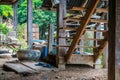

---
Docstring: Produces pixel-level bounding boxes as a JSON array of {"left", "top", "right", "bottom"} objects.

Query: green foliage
[
  {"left": 0, "top": 5, "right": 13, "bottom": 17},
  {"left": 17, "top": 23, "right": 28, "bottom": 49},
  {"left": 17, "top": 23, "right": 26, "bottom": 40},
  {"left": 17, "top": 0, "right": 57, "bottom": 39},
  {"left": 0, "top": 23, "right": 9, "bottom": 34}
]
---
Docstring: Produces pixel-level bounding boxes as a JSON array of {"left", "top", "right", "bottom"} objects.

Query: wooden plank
[
  {"left": 69, "top": 7, "right": 108, "bottom": 13},
  {"left": 65, "top": 18, "right": 108, "bottom": 23},
  {"left": 96, "top": 8, "right": 108, "bottom": 13},
  {"left": 80, "top": 38, "right": 102, "bottom": 41},
  {"left": 90, "top": 19, "right": 108, "bottom": 23},
  {"left": 59, "top": 27, "right": 76, "bottom": 31},
  {"left": 76, "top": 46, "right": 98, "bottom": 48},
  {"left": 69, "top": 7, "right": 87, "bottom": 11},
  {"left": 59, "top": 36, "right": 103, "bottom": 41},
  {"left": 56, "top": 45, "right": 70, "bottom": 47},
  {"left": 4, "top": 63, "right": 37, "bottom": 74},
  {"left": 21, "top": 62, "right": 51, "bottom": 71},
  {"left": 86, "top": 29, "right": 107, "bottom": 32},
  {"left": 65, "top": 0, "right": 100, "bottom": 62},
  {"left": 67, "top": 54, "right": 94, "bottom": 65}
]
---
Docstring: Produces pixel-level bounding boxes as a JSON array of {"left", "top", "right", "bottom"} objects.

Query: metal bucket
[{"left": 17, "top": 50, "right": 41, "bottom": 61}]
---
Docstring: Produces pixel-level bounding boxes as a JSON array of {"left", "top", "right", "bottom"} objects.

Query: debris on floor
[{"left": 3, "top": 61, "right": 53, "bottom": 74}]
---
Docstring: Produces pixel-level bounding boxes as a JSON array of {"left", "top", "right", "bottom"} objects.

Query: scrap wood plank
[
  {"left": 21, "top": 62, "right": 51, "bottom": 71},
  {"left": 65, "top": 0, "right": 100, "bottom": 63},
  {"left": 4, "top": 63, "right": 37, "bottom": 74}
]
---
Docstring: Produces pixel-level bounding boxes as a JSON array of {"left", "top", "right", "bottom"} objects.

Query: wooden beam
[
  {"left": 94, "top": 40, "right": 108, "bottom": 61},
  {"left": 65, "top": 0, "right": 100, "bottom": 63}
]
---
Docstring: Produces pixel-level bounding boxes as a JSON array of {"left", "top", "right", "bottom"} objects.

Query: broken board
[
  {"left": 21, "top": 62, "right": 51, "bottom": 71},
  {"left": 3, "top": 62, "right": 51, "bottom": 74},
  {"left": 4, "top": 63, "right": 37, "bottom": 74}
]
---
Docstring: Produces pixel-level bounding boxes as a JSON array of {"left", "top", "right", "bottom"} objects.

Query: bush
[{"left": 0, "top": 23, "right": 9, "bottom": 34}]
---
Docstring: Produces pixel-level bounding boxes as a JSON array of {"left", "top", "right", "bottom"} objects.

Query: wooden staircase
[{"left": 57, "top": 0, "right": 108, "bottom": 65}]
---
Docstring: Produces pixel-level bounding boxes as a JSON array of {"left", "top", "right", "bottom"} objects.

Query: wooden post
[
  {"left": 48, "top": 24, "right": 54, "bottom": 54},
  {"left": 56, "top": 0, "right": 66, "bottom": 69},
  {"left": 103, "top": 14, "right": 108, "bottom": 68},
  {"left": 27, "top": 0, "right": 33, "bottom": 48},
  {"left": 108, "top": 0, "right": 116, "bottom": 80},
  {"left": 13, "top": 2, "right": 18, "bottom": 32}
]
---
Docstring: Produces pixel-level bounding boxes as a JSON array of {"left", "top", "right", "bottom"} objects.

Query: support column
[
  {"left": 108, "top": 0, "right": 120, "bottom": 80},
  {"left": 56, "top": 0, "right": 66, "bottom": 70},
  {"left": 13, "top": 2, "right": 18, "bottom": 32},
  {"left": 48, "top": 24, "right": 54, "bottom": 54},
  {"left": 27, "top": 0, "right": 33, "bottom": 48}
]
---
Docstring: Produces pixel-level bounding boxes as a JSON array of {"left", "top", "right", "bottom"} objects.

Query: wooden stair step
[
  {"left": 56, "top": 45, "right": 70, "bottom": 47},
  {"left": 59, "top": 27, "right": 107, "bottom": 32},
  {"left": 58, "top": 37, "right": 102, "bottom": 41},
  {"left": 65, "top": 0, "right": 100, "bottom": 62},
  {"left": 69, "top": 7, "right": 108, "bottom": 13},
  {"left": 76, "top": 46, "right": 98, "bottom": 48},
  {"left": 59, "top": 27, "right": 77, "bottom": 31},
  {"left": 67, "top": 54, "right": 94, "bottom": 65},
  {"left": 65, "top": 17, "right": 108, "bottom": 23},
  {"left": 85, "top": 29, "right": 108, "bottom": 32}
]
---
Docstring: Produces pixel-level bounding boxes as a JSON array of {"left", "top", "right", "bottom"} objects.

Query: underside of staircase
[{"left": 56, "top": 0, "right": 108, "bottom": 66}]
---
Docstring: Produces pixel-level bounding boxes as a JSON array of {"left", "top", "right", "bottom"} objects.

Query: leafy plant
[{"left": 0, "top": 23, "right": 9, "bottom": 34}]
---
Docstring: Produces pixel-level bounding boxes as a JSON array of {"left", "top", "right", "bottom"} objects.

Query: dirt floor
[{"left": 0, "top": 59, "right": 107, "bottom": 80}]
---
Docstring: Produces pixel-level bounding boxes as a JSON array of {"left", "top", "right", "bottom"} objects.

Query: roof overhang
[{"left": 0, "top": 0, "right": 18, "bottom": 5}]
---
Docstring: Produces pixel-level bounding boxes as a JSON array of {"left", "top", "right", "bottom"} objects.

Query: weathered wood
[
  {"left": 67, "top": 54, "right": 94, "bottom": 65},
  {"left": 86, "top": 29, "right": 107, "bottom": 32},
  {"left": 96, "top": 8, "right": 108, "bottom": 13},
  {"left": 94, "top": 40, "right": 108, "bottom": 61},
  {"left": 59, "top": 37, "right": 102, "bottom": 41},
  {"left": 65, "top": 18, "right": 108, "bottom": 23},
  {"left": 65, "top": 0, "right": 100, "bottom": 62},
  {"left": 0, "top": 0, "right": 18, "bottom": 5},
  {"left": 13, "top": 2, "right": 18, "bottom": 32},
  {"left": 20, "top": 62, "right": 51, "bottom": 71},
  {"left": 90, "top": 19, "right": 108, "bottom": 23},
  {"left": 56, "top": 0, "right": 66, "bottom": 69},
  {"left": 27, "top": 0, "right": 33, "bottom": 48},
  {"left": 48, "top": 24, "right": 54, "bottom": 54},
  {"left": 4, "top": 63, "right": 36, "bottom": 74},
  {"left": 108, "top": 0, "right": 120, "bottom": 80},
  {"left": 69, "top": 7, "right": 108, "bottom": 13}
]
